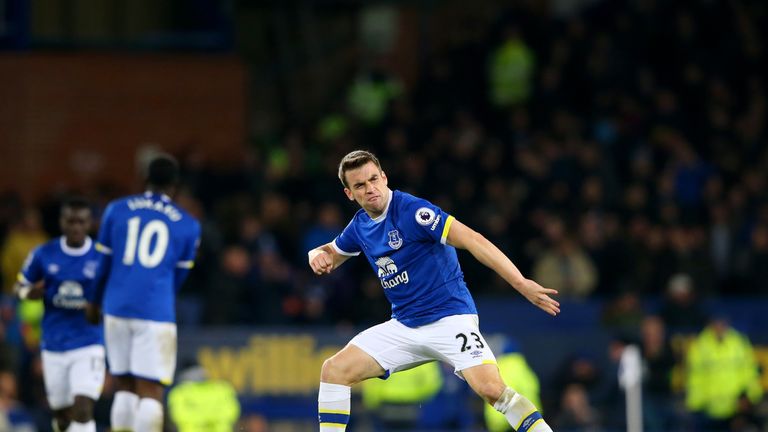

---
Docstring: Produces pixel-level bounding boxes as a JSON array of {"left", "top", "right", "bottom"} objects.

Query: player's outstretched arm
[
  {"left": 308, "top": 242, "right": 351, "bottom": 275},
  {"left": 13, "top": 280, "right": 44, "bottom": 301},
  {"left": 446, "top": 219, "right": 560, "bottom": 316}
]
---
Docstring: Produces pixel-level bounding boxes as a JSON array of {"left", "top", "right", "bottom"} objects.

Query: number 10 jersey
[{"left": 95, "top": 191, "right": 201, "bottom": 322}]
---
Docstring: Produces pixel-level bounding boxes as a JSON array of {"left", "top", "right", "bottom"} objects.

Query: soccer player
[
  {"left": 87, "top": 155, "right": 201, "bottom": 432},
  {"left": 14, "top": 197, "right": 104, "bottom": 432},
  {"left": 308, "top": 150, "right": 559, "bottom": 432}
]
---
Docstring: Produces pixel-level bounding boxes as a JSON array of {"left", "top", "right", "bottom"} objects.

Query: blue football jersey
[
  {"left": 19, "top": 236, "right": 103, "bottom": 352},
  {"left": 333, "top": 190, "right": 477, "bottom": 327},
  {"left": 95, "top": 192, "right": 201, "bottom": 322}
]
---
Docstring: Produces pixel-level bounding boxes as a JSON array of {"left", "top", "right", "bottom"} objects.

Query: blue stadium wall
[{"left": 178, "top": 298, "right": 768, "bottom": 422}]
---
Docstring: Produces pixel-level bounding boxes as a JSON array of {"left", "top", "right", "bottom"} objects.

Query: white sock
[
  {"left": 111, "top": 390, "right": 139, "bottom": 431},
  {"left": 493, "top": 387, "right": 552, "bottom": 432},
  {"left": 318, "top": 382, "right": 351, "bottom": 431},
  {"left": 134, "top": 398, "right": 164, "bottom": 432},
  {"left": 66, "top": 420, "right": 96, "bottom": 432}
]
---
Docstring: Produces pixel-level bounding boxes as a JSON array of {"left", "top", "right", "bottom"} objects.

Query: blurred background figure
[
  {"left": 551, "top": 383, "right": 601, "bottom": 432},
  {"left": 361, "top": 362, "right": 443, "bottom": 431},
  {"left": 686, "top": 316, "right": 763, "bottom": 431},
  {"left": 639, "top": 315, "right": 678, "bottom": 431},
  {"left": 168, "top": 361, "right": 240, "bottom": 432}
]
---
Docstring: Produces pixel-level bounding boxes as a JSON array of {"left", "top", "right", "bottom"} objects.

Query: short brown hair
[{"left": 337, "top": 150, "right": 382, "bottom": 187}]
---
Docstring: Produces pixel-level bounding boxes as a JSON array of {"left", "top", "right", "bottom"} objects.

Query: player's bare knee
[
  {"left": 320, "top": 356, "right": 347, "bottom": 384},
  {"left": 474, "top": 381, "right": 507, "bottom": 404},
  {"left": 70, "top": 397, "right": 94, "bottom": 422}
]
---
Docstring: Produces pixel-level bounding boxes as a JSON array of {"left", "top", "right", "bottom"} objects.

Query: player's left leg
[
  {"left": 134, "top": 379, "right": 165, "bottom": 432},
  {"left": 67, "top": 344, "right": 105, "bottom": 432},
  {"left": 42, "top": 350, "right": 74, "bottom": 431},
  {"left": 319, "top": 344, "right": 385, "bottom": 432},
  {"left": 426, "top": 314, "right": 552, "bottom": 432},
  {"left": 105, "top": 315, "right": 139, "bottom": 431},
  {"left": 319, "top": 318, "right": 430, "bottom": 432},
  {"left": 462, "top": 364, "right": 553, "bottom": 432},
  {"left": 51, "top": 408, "right": 70, "bottom": 432},
  {"left": 67, "top": 395, "right": 97, "bottom": 432},
  {"left": 130, "top": 318, "right": 177, "bottom": 432}
]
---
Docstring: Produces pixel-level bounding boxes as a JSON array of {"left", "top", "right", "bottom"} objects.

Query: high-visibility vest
[
  {"left": 362, "top": 361, "right": 443, "bottom": 409},
  {"left": 168, "top": 380, "right": 241, "bottom": 432},
  {"left": 686, "top": 327, "right": 762, "bottom": 419}
]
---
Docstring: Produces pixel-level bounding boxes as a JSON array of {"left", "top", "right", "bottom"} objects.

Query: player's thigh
[
  {"left": 130, "top": 319, "right": 177, "bottom": 386},
  {"left": 422, "top": 314, "right": 496, "bottom": 377},
  {"left": 41, "top": 350, "right": 73, "bottom": 409},
  {"left": 321, "top": 344, "right": 385, "bottom": 384},
  {"left": 348, "top": 319, "right": 433, "bottom": 378},
  {"left": 67, "top": 344, "right": 106, "bottom": 401},
  {"left": 104, "top": 314, "right": 133, "bottom": 375}
]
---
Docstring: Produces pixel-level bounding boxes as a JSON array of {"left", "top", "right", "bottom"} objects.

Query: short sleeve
[
  {"left": 177, "top": 221, "right": 201, "bottom": 269},
  {"left": 402, "top": 196, "right": 454, "bottom": 245},
  {"left": 332, "top": 220, "right": 361, "bottom": 256},
  {"left": 18, "top": 247, "right": 43, "bottom": 285},
  {"left": 95, "top": 203, "right": 115, "bottom": 255}
]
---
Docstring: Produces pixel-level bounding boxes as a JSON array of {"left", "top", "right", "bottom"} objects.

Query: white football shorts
[
  {"left": 104, "top": 314, "right": 177, "bottom": 385},
  {"left": 350, "top": 314, "right": 496, "bottom": 378},
  {"left": 42, "top": 344, "right": 105, "bottom": 409}
]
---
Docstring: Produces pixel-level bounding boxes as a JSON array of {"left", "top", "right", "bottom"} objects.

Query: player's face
[
  {"left": 344, "top": 162, "right": 389, "bottom": 217},
  {"left": 60, "top": 207, "right": 92, "bottom": 246}
]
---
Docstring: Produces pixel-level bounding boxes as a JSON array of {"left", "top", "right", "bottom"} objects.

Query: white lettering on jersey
[
  {"left": 376, "top": 256, "right": 410, "bottom": 289},
  {"left": 126, "top": 197, "right": 182, "bottom": 222},
  {"left": 53, "top": 281, "right": 87, "bottom": 309},
  {"left": 430, "top": 214, "right": 442, "bottom": 231},
  {"left": 415, "top": 207, "right": 435, "bottom": 226}
]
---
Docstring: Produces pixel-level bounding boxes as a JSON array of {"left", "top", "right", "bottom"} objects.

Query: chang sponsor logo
[
  {"left": 375, "top": 256, "right": 410, "bottom": 289},
  {"left": 53, "top": 281, "right": 87, "bottom": 309}
]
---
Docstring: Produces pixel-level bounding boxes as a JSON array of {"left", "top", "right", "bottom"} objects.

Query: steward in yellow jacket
[{"left": 685, "top": 318, "right": 762, "bottom": 420}]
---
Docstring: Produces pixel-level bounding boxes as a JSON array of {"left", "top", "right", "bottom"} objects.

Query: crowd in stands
[{"left": 1, "top": 0, "right": 767, "bottom": 430}]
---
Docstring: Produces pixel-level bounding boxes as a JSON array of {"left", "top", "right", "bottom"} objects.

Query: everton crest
[{"left": 387, "top": 230, "right": 403, "bottom": 249}]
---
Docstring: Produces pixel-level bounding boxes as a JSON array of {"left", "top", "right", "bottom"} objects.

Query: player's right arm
[
  {"left": 14, "top": 248, "right": 44, "bottom": 300},
  {"left": 308, "top": 243, "right": 350, "bottom": 275},
  {"left": 86, "top": 202, "right": 116, "bottom": 324}
]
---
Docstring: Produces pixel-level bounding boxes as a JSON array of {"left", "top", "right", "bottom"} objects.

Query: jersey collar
[
  {"left": 144, "top": 190, "right": 171, "bottom": 202},
  {"left": 370, "top": 189, "right": 393, "bottom": 224},
  {"left": 60, "top": 236, "right": 92, "bottom": 256}
]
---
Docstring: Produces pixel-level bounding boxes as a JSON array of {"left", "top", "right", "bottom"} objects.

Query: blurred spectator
[
  {"left": 639, "top": 315, "right": 678, "bottom": 431},
  {"left": 0, "top": 370, "right": 36, "bottom": 431},
  {"left": 532, "top": 218, "right": 598, "bottom": 299},
  {"left": 601, "top": 291, "right": 644, "bottom": 332},
  {"left": 168, "top": 362, "right": 240, "bottom": 432},
  {"left": 685, "top": 316, "right": 763, "bottom": 431},
  {"left": 551, "top": 383, "right": 601, "bottom": 432},
  {"left": 347, "top": 68, "right": 402, "bottom": 126},
  {"left": 551, "top": 353, "right": 602, "bottom": 407},
  {"left": 361, "top": 362, "right": 443, "bottom": 431},
  {"left": 736, "top": 224, "right": 768, "bottom": 296},
  {"left": 1, "top": 209, "right": 47, "bottom": 294},
  {"left": 658, "top": 273, "right": 708, "bottom": 333},
  {"left": 488, "top": 26, "right": 535, "bottom": 108},
  {"left": 237, "top": 413, "right": 269, "bottom": 432}
]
